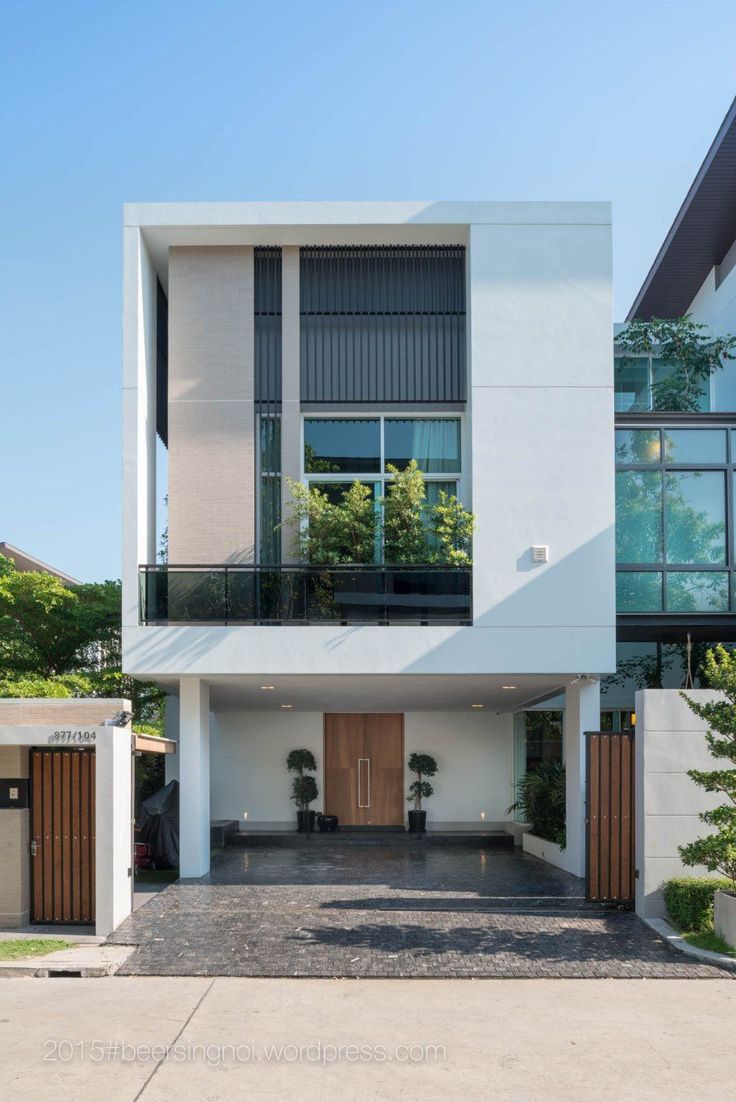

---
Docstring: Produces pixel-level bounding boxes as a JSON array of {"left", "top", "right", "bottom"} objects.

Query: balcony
[{"left": 139, "top": 564, "right": 472, "bottom": 626}]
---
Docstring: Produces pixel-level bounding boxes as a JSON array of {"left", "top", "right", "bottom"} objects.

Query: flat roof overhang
[{"left": 141, "top": 673, "right": 601, "bottom": 714}]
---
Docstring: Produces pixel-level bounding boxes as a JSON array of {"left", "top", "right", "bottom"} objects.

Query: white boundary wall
[
  {"left": 0, "top": 715, "right": 132, "bottom": 937},
  {"left": 635, "top": 688, "right": 727, "bottom": 918}
]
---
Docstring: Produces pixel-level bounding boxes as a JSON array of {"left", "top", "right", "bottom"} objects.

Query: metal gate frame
[{"left": 585, "top": 731, "right": 635, "bottom": 906}]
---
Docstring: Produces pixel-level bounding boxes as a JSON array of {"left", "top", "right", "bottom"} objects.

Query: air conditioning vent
[{"left": 531, "top": 545, "right": 549, "bottom": 564}]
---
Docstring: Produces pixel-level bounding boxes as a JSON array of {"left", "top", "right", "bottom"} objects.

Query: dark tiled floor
[{"left": 109, "top": 845, "right": 728, "bottom": 978}]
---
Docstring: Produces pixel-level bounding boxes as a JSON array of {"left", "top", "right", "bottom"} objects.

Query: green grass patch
[
  {"left": 134, "top": 867, "right": 179, "bottom": 884},
  {"left": 0, "top": 938, "right": 74, "bottom": 961},
  {"left": 683, "top": 928, "right": 736, "bottom": 958}
]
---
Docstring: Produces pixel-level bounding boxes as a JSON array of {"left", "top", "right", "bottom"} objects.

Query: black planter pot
[
  {"left": 296, "top": 810, "right": 316, "bottom": 833},
  {"left": 408, "top": 810, "right": 427, "bottom": 834}
]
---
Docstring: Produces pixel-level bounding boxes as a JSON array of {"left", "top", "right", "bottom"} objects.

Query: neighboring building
[
  {"left": 605, "top": 96, "right": 736, "bottom": 722},
  {"left": 0, "top": 542, "right": 80, "bottom": 586},
  {"left": 123, "top": 201, "right": 614, "bottom": 878}
]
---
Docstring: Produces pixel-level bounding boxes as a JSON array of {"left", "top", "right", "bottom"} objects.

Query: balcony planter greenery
[
  {"left": 285, "top": 460, "right": 474, "bottom": 568},
  {"left": 287, "top": 748, "right": 318, "bottom": 832},
  {"left": 407, "top": 752, "right": 438, "bottom": 833},
  {"left": 507, "top": 760, "right": 566, "bottom": 847}
]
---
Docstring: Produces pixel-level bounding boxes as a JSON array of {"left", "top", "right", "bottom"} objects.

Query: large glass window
[
  {"left": 304, "top": 418, "right": 380, "bottom": 473},
  {"left": 616, "top": 424, "right": 734, "bottom": 613},
  {"left": 384, "top": 418, "right": 461, "bottom": 473},
  {"left": 615, "top": 470, "right": 662, "bottom": 562},
  {"left": 665, "top": 471, "right": 726, "bottom": 564},
  {"left": 302, "top": 415, "right": 463, "bottom": 561},
  {"left": 614, "top": 357, "right": 711, "bottom": 412},
  {"left": 259, "top": 417, "right": 281, "bottom": 564},
  {"left": 614, "top": 358, "right": 649, "bottom": 413}
]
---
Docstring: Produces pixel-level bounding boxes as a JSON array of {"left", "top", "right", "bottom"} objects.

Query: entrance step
[{"left": 227, "top": 830, "right": 515, "bottom": 849}]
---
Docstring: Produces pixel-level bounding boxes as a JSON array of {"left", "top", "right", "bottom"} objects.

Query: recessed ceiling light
[
  {"left": 260, "top": 685, "right": 275, "bottom": 691},
  {"left": 471, "top": 703, "right": 484, "bottom": 709},
  {"left": 501, "top": 685, "right": 517, "bottom": 690},
  {"left": 281, "top": 704, "right": 293, "bottom": 709}
]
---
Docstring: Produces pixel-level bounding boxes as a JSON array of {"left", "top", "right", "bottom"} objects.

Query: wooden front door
[
  {"left": 30, "top": 749, "right": 96, "bottom": 924},
  {"left": 324, "top": 714, "right": 404, "bottom": 826}
]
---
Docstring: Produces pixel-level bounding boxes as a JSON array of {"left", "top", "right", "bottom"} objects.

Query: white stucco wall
[
  {"left": 635, "top": 688, "right": 728, "bottom": 919},
  {"left": 210, "top": 710, "right": 514, "bottom": 831},
  {"left": 687, "top": 258, "right": 736, "bottom": 410}
]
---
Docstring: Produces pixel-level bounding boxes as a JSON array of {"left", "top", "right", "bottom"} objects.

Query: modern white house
[
  {"left": 122, "top": 201, "right": 615, "bottom": 880},
  {"left": 121, "top": 98, "right": 736, "bottom": 917}
]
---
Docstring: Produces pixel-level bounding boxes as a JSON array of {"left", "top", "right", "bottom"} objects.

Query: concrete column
[
  {"left": 280, "top": 246, "right": 301, "bottom": 562},
  {"left": 564, "top": 677, "right": 600, "bottom": 878},
  {"left": 168, "top": 246, "right": 255, "bottom": 563},
  {"left": 95, "top": 727, "right": 133, "bottom": 937},
  {"left": 179, "top": 678, "right": 210, "bottom": 877}
]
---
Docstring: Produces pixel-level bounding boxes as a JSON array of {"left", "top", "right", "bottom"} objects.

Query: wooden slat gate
[
  {"left": 586, "top": 732, "right": 635, "bottom": 905},
  {"left": 30, "top": 748, "right": 96, "bottom": 924}
]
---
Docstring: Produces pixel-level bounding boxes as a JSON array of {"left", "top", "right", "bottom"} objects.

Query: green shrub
[
  {"left": 507, "top": 760, "right": 566, "bottom": 847},
  {"left": 663, "top": 876, "right": 733, "bottom": 932}
]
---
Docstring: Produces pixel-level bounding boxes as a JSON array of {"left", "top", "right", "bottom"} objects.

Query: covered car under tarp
[{"left": 137, "top": 779, "right": 179, "bottom": 868}]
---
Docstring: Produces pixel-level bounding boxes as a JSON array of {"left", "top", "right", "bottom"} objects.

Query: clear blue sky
[{"left": 2, "top": 0, "right": 735, "bottom": 581}]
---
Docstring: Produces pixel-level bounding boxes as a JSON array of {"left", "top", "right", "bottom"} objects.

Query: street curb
[
  {"left": 0, "top": 945, "right": 135, "bottom": 979},
  {"left": 643, "top": 916, "right": 736, "bottom": 973}
]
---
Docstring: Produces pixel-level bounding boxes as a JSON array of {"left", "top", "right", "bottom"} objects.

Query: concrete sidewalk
[{"left": 1, "top": 976, "right": 735, "bottom": 1101}]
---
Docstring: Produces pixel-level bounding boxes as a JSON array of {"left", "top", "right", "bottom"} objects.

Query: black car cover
[{"left": 138, "top": 779, "right": 179, "bottom": 868}]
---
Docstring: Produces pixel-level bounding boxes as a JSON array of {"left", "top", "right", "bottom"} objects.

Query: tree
[
  {"left": 429, "top": 489, "right": 474, "bottom": 566},
  {"left": 0, "top": 555, "right": 120, "bottom": 677},
  {"left": 615, "top": 316, "right": 736, "bottom": 413},
  {"left": 680, "top": 645, "right": 736, "bottom": 890},
  {"left": 0, "top": 554, "right": 164, "bottom": 731},
  {"left": 285, "top": 479, "right": 375, "bottom": 564},
  {"left": 382, "top": 461, "right": 430, "bottom": 564}
]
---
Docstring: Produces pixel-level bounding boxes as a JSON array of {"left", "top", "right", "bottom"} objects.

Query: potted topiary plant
[
  {"left": 287, "top": 749, "right": 318, "bottom": 832},
  {"left": 407, "top": 752, "right": 438, "bottom": 833}
]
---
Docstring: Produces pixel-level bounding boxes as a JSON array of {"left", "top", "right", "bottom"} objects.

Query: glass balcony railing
[{"left": 139, "top": 564, "right": 472, "bottom": 626}]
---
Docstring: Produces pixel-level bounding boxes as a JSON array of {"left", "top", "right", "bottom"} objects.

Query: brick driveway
[{"left": 109, "top": 845, "right": 727, "bottom": 978}]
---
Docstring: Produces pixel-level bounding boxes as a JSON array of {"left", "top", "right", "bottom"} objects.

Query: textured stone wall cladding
[
  {"left": 168, "top": 246, "right": 255, "bottom": 563},
  {"left": 0, "top": 699, "right": 126, "bottom": 727},
  {"left": 0, "top": 809, "right": 29, "bottom": 926}
]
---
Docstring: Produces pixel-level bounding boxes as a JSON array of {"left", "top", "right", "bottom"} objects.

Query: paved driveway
[{"left": 109, "top": 845, "right": 726, "bottom": 978}]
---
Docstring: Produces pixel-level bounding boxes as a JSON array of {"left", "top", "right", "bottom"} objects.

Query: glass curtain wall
[{"left": 615, "top": 425, "right": 733, "bottom": 612}]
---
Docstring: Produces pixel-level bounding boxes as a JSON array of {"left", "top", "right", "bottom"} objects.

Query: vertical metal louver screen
[
  {"left": 255, "top": 247, "right": 282, "bottom": 404},
  {"left": 254, "top": 247, "right": 282, "bottom": 563},
  {"left": 300, "top": 246, "right": 466, "bottom": 403}
]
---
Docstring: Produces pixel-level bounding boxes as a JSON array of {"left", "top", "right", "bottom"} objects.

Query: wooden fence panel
[{"left": 586, "top": 732, "right": 635, "bottom": 905}]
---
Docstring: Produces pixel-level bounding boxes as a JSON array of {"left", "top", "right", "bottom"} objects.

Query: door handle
[
  {"left": 357, "top": 758, "right": 370, "bottom": 808},
  {"left": 30, "top": 840, "right": 38, "bottom": 857}
]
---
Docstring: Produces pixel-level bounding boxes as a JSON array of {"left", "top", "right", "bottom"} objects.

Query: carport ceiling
[{"left": 155, "top": 674, "right": 577, "bottom": 713}]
